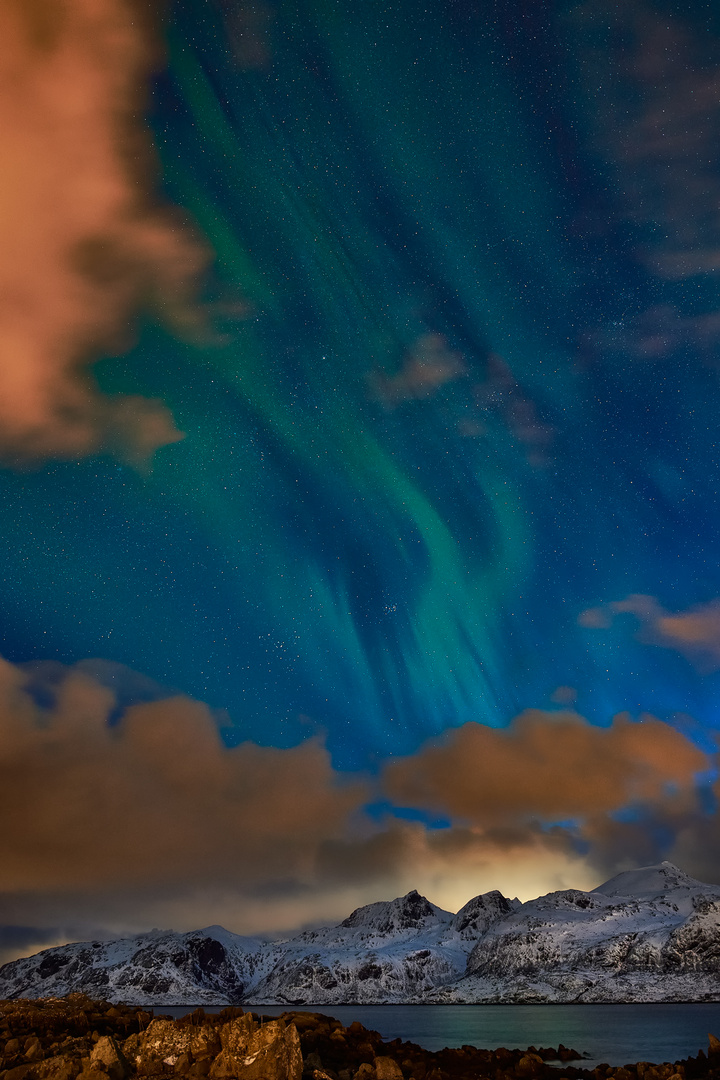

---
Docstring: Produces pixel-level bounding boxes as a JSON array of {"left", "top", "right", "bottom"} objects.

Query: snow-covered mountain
[
  {"left": 0, "top": 926, "right": 277, "bottom": 1005},
  {"left": 1, "top": 863, "right": 719, "bottom": 1004},
  {"left": 429, "top": 862, "right": 720, "bottom": 1002},
  {"left": 247, "top": 889, "right": 520, "bottom": 1004}
]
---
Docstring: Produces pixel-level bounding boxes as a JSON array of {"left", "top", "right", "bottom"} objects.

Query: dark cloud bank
[{"left": 0, "top": 654, "right": 716, "bottom": 962}]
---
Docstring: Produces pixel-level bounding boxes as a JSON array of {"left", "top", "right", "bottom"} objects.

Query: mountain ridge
[{"left": 2, "top": 862, "right": 720, "bottom": 1004}]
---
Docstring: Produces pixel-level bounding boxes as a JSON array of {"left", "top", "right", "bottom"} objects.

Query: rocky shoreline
[{"left": 0, "top": 996, "right": 717, "bottom": 1080}]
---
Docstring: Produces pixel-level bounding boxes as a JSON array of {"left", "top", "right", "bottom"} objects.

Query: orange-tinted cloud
[
  {"left": 0, "top": 656, "right": 365, "bottom": 894},
  {"left": 0, "top": 651, "right": 601, "bottom": 942},
  {"left": 0, "top": 651, "right": 715, "bottom": 950},
  {"left": 570, "top": 5, "right": 720, "bottom": 367},
  {"left": 580, "top": 593, "right": 720, "bottom": 672},
  {"left": 621, "top": 13, "right": 720, "bottom": 282},
  {"left": 466, "top": 354, "right": 554, "bottom": 465},
  {"left": 576, "top": 3, "right": 720, "bottom": 282},
  {"left": 0, "top": 0, "right": 209, "bottom": 465},
  {"left": 580, "top": 304, "right": 720, "bottom": 367},
  {"left": 368, "top": 333, "right": 466, "bottom": 408},
  {"left": 383, "top": 709, "right": 707, "bottom": 825}
]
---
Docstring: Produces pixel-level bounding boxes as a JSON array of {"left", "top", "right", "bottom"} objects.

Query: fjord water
[{"left": 162, "top": 1004, "right": 720, "bottom": 1068}]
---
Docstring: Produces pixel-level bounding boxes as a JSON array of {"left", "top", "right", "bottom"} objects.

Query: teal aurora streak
[{"left": 3, "top": 0, "right": 720, "bottom": 769}]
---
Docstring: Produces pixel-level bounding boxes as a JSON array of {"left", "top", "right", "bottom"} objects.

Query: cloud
[
  {"left": 621, "top": 13, "right": 720, "bottom": 282},
  {"left": 570, "top": 5, "right": 720, "bottom": 369},
  {"left": 0, "top": 0, "right": 210, "bottom": 466},
  {"left": 314, "top": 818, "right": 595, "bottom": 916},
  {"left": 579, "top": 593, "right": 720, "bottom": 672},
  {"left": 368, "top": 333, "right": 466, "bottom": 408},
  {"left": 462, "top": 354, "right": 554, "bottom": 466},
  {"left": 574, "top": 3, "right": 720, "bottom": 282},
  {"left": 580, "top": 304, "right": 720, "bottom": 366},
  {"left": 0, "top": 925, "right": 68, "bottom": 968},
  {"left": 0, "top": 651, "right": 715, "bottom": 955},
  {"left": 383, "top": 709, "right": 707, "bottom": 825},
  {"left": 0, "top": 655, "right": 366, "bottom": 900},
  {"left": 379, "top": 709, "right": 717, "bottom": 902}
]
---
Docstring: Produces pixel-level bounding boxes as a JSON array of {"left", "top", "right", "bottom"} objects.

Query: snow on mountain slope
[
  {"left": 591, "top": 861, "right": 714, "bottom": 904},
  {"left": 245, "top": 939, "right": 465, "bottom": 1004},
  {"left": 448, "top": 890, "right": 522, "bottom": 940},
  {"left": 1, "top": 863, "right": 719, "bottom": 1004},
  {"left": 243, "top": 891, "right": 503, "bottom": 1004},
  {"left": 0, "top": 889, "right": 515, "bottom": 1005},
  {"left": 428, "top": 862, "right": 720, "bottom": 1002},
  {"left": 290, "top": 890, "right": 453, "bottom": 949},
  {"left": 0, "top": 927, "right": 276, "bottom": 1005}
]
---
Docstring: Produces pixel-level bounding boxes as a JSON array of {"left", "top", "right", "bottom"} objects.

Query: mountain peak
[
  {"left": 592, "top": 861, "right": 709, "bottom": 899},
  {"left": 450, "top": 890, "right": 520, "bottom": 938},
  {"left": 340, "top": 889, "right": 451, "bottom": 933}
]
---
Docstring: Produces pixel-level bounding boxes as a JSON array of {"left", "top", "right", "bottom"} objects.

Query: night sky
[{"left": 2, "top": 0, "right": 720, "bottom": 958}]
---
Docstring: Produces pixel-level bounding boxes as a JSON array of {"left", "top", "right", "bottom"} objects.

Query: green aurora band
[{"left": 3, "top": 0, "right": 720, "bottom": 770}]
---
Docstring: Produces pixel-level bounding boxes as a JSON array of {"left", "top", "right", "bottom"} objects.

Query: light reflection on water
[{"left": 154, "top": 1003, "right": 720, "bottom": 1068}]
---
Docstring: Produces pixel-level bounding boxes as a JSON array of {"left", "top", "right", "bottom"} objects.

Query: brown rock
[
  {"left": 4, "top": 1065, "right": 37, "bottom": 1080},
  {"left": 76, "top": 1067, "right": 109, "bottom": 1080},
  {"left": 24, "top": 1040, "right": 43, "bottom": 1064},
  {"left": 124, "top": 1019, "right": 220, "bottom": 1074},
  {"left": 210, "top": 1018, "right": 302, "bottom": 1080},
  {"left": 354, "top": 1065, "right": 376, "bottom": 1080},
  {"left": 290, "top": 1017, "right": 320, "bottom": 1035},
  {"left": 35, "top": 1055, "right": 77, "bottom": 1080},
  {"left": 90, "top": 1036, "right": 127, "bottom": 1080},
  {"left": 374, "top": 1059, "right": 403, "bottom": 1080},
  {"left": 215, "top": 1014, "right": 256, "bottom": 1061},
  {"left": 516, "top": 1055, "right": 544, "bottom": 1077}
]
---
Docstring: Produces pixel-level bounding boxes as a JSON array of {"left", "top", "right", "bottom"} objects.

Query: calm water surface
[{"left": 157, "top": 1004, "right": 720, "bottom": 1068}]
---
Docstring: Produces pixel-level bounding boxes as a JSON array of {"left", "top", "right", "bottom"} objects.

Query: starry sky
[{"left": 2, "top": 0, "right": 720, "bottom": 958}]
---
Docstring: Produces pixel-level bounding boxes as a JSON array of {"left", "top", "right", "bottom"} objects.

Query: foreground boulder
[{"left": 0, "top": 998, "right": 301, "bottom": 1080}]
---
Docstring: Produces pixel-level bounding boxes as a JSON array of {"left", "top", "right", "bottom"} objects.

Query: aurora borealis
[{"left": 3, "top": 0, "right": 720, "bottom": 955}]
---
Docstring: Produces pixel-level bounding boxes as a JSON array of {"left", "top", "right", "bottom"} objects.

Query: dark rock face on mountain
[
  {"left": 0, "top": 929, "right": 282, "bottom": 1007},
  {"left": 1, "top": 863, "right": 720, "bottom": 1003},
  {"left": 450, "top": 891, "right": 519, "bottom": 939},
  {"left": 340, "top": 892, "right": 440, "bottom": 934}
]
